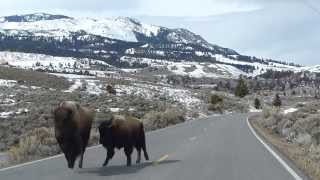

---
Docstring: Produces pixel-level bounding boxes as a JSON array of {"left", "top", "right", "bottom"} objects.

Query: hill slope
[{"left": 0, "top": 13, "right": 316, "bottom": 78}]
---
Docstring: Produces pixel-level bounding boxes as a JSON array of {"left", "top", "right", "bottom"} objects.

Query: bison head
[{"left": 98, "top": 120, "right": 113, "bottom": 145}]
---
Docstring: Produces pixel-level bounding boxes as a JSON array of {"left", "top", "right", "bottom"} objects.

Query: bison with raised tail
[
  {"left": 99, "top": 116, "right": 149, "bottom": 167},
  {"left": 53, "top": 101, "right": 94, "bottom": 169}
]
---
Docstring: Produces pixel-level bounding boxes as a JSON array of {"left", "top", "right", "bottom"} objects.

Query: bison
[
  {"left": 53, "top": 101, "right": 94, "bottom": 169},
  {"left": 98, "top": 116, "right": 149, "bottom": 167}
]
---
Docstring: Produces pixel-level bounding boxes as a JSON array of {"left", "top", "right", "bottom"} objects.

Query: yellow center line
[{"left": 152, "top": 154, "right": 169, "bottom": 165}]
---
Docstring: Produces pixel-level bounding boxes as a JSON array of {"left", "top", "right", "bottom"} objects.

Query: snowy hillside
[
  {"left": 0, "top": 14, "right": 160, "bottom": 42},
  {"left": 1, "top": 51, "right": 318, "bottom": 79},
  {"left": 0, "top": 51, "right": 111, "bottom": 75},
  {"left": 0, "top": 13, "right": 318, "bottom": 78}
]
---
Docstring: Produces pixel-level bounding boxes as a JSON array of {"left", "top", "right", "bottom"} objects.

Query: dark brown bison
[
  {"left": 98, "top": 116, "right": 149, "bottom": 167},
  {"left": 53, "top": 101, "right": 94, "bottom": 169}
]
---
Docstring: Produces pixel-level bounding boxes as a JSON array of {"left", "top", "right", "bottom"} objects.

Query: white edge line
[
  {"left": 0, "top": 144, "right": 103, "bottom": 172},
  {"left": 0, "top": 115, "right": 215, "bottom": 172},
  {"left": 246, "top": 118, "right": 303, "bottom": 180}
]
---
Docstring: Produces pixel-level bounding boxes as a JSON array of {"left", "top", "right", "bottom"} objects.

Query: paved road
[{"left": 0, "top": 114, "right": 305, "bottom": 180}]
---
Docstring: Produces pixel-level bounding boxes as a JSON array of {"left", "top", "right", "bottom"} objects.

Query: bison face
[{"left": 53, "top": 108, "right": 73, "bottom": 127}]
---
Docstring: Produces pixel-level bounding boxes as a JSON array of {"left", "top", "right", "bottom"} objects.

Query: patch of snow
[
  {"left": 121, "top": 68, "right": 140, "bottom": 73},
  {"left": 64, "top": 79, "right": 82, "bottom": 93},
  {"left": 0, "top": 79, "right": 17, "bottom": 87},
  {"left": 0, "top": 51, "right": 110, "bottom": 73},
  {"left": 116, "top": 83, "right": 201, "bottom": 109},
  {"left": 0, "top": 98, "right": 16, "bottom": 106},
  {"left": 249, "top": 106, "right": 262, "bottom": 113},
  {"left": 85, "top": 80, "right": 105, "bottom": 95},
  {"left": 30, "top": 86, "right": 41, "bottom": 89},
  {"left": 283, "top": 108, "right": 298, "bottom": 114},
  {"left": 15, "top": 108, "right": 29, "bottom": 115},
  {"left": 0, "top": 111, "right": 14, "bottom": 118},
  {"left": 51, "top": 73, "right": 95, "bottom": 79},
  {"left": 109, "top": 108, "right": 122, "bottom": 113}
]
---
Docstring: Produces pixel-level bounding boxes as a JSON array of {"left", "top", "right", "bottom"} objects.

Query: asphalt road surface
[{"left": 0, "top": 114, "right": 306, "bottom": 180}]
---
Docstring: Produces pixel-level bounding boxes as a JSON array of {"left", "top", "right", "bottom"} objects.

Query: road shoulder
[{"left": 248, "top": 115, "right": 310, "bottom": 180}]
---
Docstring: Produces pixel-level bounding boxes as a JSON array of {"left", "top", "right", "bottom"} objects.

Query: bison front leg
[
  {"left": 103, "top": 148, "right": 114, "bottom": 167},
  {"left": 79, "top": 152, "right": 84, "bottom": 168},
  {"left": 136, "top": 147, "right": 141, "bottom": 164},
  {"left": 124, "top": 146, "right": 133, "bottom": 166}
]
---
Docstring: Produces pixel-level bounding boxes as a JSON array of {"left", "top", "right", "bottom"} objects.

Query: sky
[{"left": 0, "top": 0, "right": 319, "bottom": 65}]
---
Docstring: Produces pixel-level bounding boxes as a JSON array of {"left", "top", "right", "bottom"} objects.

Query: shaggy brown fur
[
  {"left": 53, "top": 101, "right": 94, "bottom": 169},
  {"left": 99, "top": 116, "right": 149, "bottom": 167}
]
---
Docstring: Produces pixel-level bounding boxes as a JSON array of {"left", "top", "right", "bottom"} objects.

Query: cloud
[
  {"left": 138, "top": 1, "right": 320, "bottom": 65},
  {"left": 0, "top": 0, "right": 319, "bottom": 65},
  {"left": 137, "top": 0, "right": 262, "bottom": 16},
  {"left": 0, "top": 0, "right": 140, "bottom": 16},
  {"left": 0, "top": 0, "right": 263, "bottom": 17}
]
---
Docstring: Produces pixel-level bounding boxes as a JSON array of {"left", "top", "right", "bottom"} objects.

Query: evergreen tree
[
  {"left": 273, "top": 94, "right": 282, "bottom": 107},
  {"left": 254, "top": 98, "right": 261, "bottom": 109},
  {"left": 235, "top": 76, "right": 249, "bottom": 98}
]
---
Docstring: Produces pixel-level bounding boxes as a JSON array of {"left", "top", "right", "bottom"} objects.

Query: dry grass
[
  {"left": 250, "top": 117, "right": 320, "bottom": 180},
  {"left": 142, "top": 107, "right": 185, "bottom": 131},
  {"left": 0, "top": 66, "right": 70, "bottom": 89},
  {"left": 207, "top": 93, "right": 249, "bottom": 113},
  {"left": 7, "top": 127, "right": 60, "bottom": 165}
]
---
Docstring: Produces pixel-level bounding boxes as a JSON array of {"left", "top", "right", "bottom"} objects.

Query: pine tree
[
  {"left": 235, "top": 76, "right": 249, "bottom": 98},
  {"left": 254, "top": 98, "right": 261, "bottom": 109},
  {"left": 273, "top": 94, "right": 282, "bottom": 107}
]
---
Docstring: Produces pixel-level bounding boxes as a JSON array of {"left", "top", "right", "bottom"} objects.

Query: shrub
[
  {"left": 7, "top": 127, "right": 60, "bottom": 164},
  {"left": 262, "top": 106, "right": 272, "bottom": 119},
  {"left": 106, "top": 84, "right": 116, "bottom": 95},
  {"left": 273, "top": 94, "right": 282, "bottom": 107},
  {"left": 209, "top": 94, "right": 223, "bottom": 105},
  {"left": 254, "top": 98, "right": 261, "bottom": 109},
  {"left": 208, "top": 103, "right": 223, "bottom": 113},
  {"left": 142, "top": 108, "right": 185, "bottom": 131},
  {"left": 235, "top": 76, "right": 249, "bottom": 98}
]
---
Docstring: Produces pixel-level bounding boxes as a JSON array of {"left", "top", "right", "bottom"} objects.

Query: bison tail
[{"left": 140, "top": 124, "right": 149, "bottom": 161}]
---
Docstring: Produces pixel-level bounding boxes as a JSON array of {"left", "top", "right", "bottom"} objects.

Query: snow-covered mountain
[
  {"left": 0, "top": 14, "right": 159, "bottom": 42},
  {"left": 0, "top": 13, "right": 317, "bottom": 78}
]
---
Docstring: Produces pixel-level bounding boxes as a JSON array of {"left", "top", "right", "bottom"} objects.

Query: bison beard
[
  {"left": 99, "top": 117, "right": 149, "bottom": 167},
  {"left": 53, "top": 101, "right": 94, "bottom": 169}
]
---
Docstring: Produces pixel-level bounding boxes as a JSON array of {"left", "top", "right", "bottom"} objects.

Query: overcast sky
[{"left": 0, "top": 0, "right": 319, "bottom": 65}]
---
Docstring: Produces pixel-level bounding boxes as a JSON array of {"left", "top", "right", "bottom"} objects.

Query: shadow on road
[{"left": 77, "top": 160, "right": 181, "bottom": 176}]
